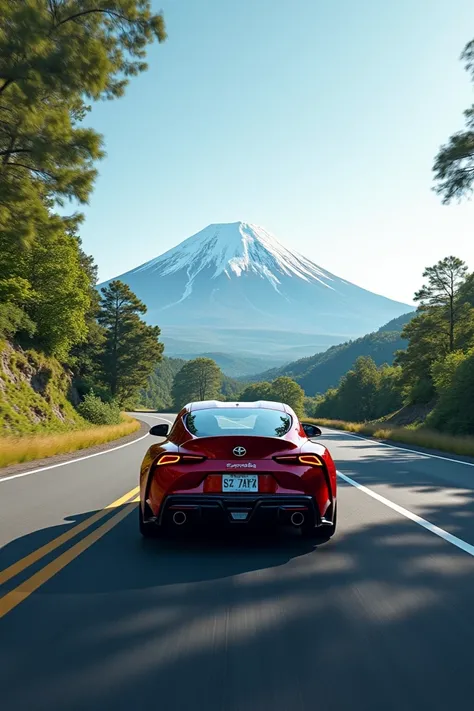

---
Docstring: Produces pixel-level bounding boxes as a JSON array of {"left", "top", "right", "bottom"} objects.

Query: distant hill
[
  {"left": 248, "top": 311, "right": 415, "bottom": 396},
  {"left": 377, "top": 312, "right": 414, "bottom": 333},
  {"left": 173, "top": 351, "right": 285, "bottom": 378}
]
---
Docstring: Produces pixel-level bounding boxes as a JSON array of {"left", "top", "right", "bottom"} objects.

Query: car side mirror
[
  {"left": 149, "top": 423, "right": 169, "bottom": 437},
  {"left": 302, "top": 423, "right": 322, "bottom": 438}
]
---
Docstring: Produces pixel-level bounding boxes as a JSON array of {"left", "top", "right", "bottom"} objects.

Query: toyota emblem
[{"left": 233, "top": 446, "right": 246, "bottom": 457}]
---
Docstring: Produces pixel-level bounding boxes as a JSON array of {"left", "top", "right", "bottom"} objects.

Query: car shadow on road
[
  {"left": 0, "top": 507, "right": 319, "bottom": 592},
  {"left": 3, "top": 481, "right": 474, "bottom": 711},
  {"left": 3, "top": 488, "right": 474, "bottom": 711}
]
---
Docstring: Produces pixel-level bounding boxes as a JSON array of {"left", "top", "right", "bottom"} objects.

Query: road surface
[{"left": 1, "top": 412, "right": 474, "bottom": 711}]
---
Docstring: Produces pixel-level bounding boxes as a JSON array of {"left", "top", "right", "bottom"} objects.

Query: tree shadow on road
[{"left": 2, "top": 473, "right": 474, "bottom": 711}]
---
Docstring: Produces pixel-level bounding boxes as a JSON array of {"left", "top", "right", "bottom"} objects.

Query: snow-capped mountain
[{"left": 98, "top": 222, "right": 413, "bottom": 361}]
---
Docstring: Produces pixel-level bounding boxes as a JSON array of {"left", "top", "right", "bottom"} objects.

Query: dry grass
[
  {"left": 0, "top": 415, "right": 141, "bottom": 468},
  {"left": 305, "top": 418, "right": 474, "bottom": 459}
]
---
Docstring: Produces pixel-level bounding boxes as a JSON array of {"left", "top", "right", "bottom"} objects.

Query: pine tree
[
  {"left": 414, "top": 257, "right": 468, "bottom": 352},
  {"left": 98, "top": 280, "right": 163, "bottom": 402}
]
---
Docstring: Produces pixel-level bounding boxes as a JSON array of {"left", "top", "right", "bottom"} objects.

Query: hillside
[
  {"left": 249, "top": 312, "right": 415, "bottom": 396},
  {"left": 0, "top": 341, "right": 85, "bottom": 435},
  {"left": 173, "top": 352, "right": 285, "bottom": 377},
  {"left": 139, "top": 356, "right": 186, "bottom": 411}
]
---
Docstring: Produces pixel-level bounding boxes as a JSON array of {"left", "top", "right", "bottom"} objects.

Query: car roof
[{"left": 185, "top": 399, "right": 292, "bottom": 414}]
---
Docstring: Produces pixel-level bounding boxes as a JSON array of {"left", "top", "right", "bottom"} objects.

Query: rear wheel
[
  {"left": 139, "top": 502, "right": 162, "bottom": 539},
  {"left": 302, "top": 503, "right": 337, "bottom": 543}
]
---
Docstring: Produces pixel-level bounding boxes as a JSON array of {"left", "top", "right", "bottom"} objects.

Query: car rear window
[{"left": 185, "top": 408, "right": 292, "bottom": 438}]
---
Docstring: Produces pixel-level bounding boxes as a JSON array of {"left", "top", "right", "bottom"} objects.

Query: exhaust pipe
[
  {"left": 290, "top": 511, "right": 305, "bottom": 527},
  {"left": 172, "top": 511, "right": 187, "bottom": 526}
]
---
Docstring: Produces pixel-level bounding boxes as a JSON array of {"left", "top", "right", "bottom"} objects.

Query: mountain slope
[
  {"left": 139, "top": 356, "right": 186, "bottom": 411},
  {"left": 249, "top": 311, "right": 415, "bottom": 395},
  {"left": 98, "top": 222, "right": 413, "bottom": 359},
  {"left": 173, "top": 352, "right": 286, "bottom": 377}
]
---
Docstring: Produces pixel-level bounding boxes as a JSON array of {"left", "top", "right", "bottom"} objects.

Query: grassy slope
[
  {"left": 0, "top": 341, "right": 140, "bottom": 467},
  {"left": 0, "top": 416, "right": 140, "bottom": 468},
  {"left": 0, "top": 340, "right": 87, "bottom": 434}
]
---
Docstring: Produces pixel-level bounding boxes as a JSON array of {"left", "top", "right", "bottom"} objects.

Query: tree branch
[
  {"left": 0, "top": 148, "right": 32, "bottom": 157},
  {"left": 54, "top": 8, "right": 136, "bottom": 30},
  {"left": 0, "top": 79, "right": 13, "bottom": 96},
  {"left": 8, "top": 162, "right": 57, "bottom": 180}
]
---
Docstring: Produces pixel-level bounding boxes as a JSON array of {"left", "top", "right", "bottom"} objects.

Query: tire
[
  {"left": 303, "top": 503, "right": 337, "bottom": 543},
  {"left": 139, "top": 502, "right": 162, "bottom": 539}
]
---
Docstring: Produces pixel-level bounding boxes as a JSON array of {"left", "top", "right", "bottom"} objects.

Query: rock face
[
  {"left": 98, "top": 222, "right": 413, "bottom": 360},
  {"left": 0, "top": 341, "right": 81, "bottom": 434}
]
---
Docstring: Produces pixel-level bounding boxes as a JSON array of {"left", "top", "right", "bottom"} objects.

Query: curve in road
[{"left": 1, "top": 413, "right": 474, "bottom": 711}]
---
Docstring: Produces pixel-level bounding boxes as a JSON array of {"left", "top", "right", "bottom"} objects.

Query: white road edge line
[
  {"left": 337, "top": 470, "right": 474, "bottom": 557},
  {"left": 0, "top": 415, "right": 174, "bottom": 484},
  {"left": 327, "top": 428, "right": 474, "bottom": 467}
]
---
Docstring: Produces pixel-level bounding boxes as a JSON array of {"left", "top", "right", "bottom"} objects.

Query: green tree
[
  {"left": 0, "top": 2, "right": 166, "bottom": 245},
  {"left": 221, "top": 374, "right": 243, "bottom": 401},
  {"left": 395, "top": 258, "right": 472, "bottom": 403},
  {"left": 24, "top": 216, "right": 92, "bottom": 359},
  {"left": 313, "top": 357, "right": 385, "bottom": 422},
  {"left": 98, "top": 280, "right": 163, "bottom": 402},
  {"left": 171, "top": 358, "right": 222, "bottom": 410},
  {"left": 431, "top": 351, "right": 468, "bottom": 398},
  {"left": 433, "top": 37, "right": 474, "bottom": 202},
  {"left": 431, "top": 37, "right": 474, "bottom": 203},
  {"left": 312, "top": 388, "right": 340, "bottom": 419},
  {"left": 394, "top": 310, "right": 444, "bottom": 403},
  {"left": 69, "top": 239, "right": 107, "bottom": 395},
  {"left": 239, "top": 381, "right": 273, "bottom": 401},
  {"left": 140, "top": 357, "right": 186, "bottom": 411},
  {"left": 0, "top": 1, "right": 166, "bottom": 103},
  {"left": 428, "top": 348, "right": 474, "bottom": 434},
  {"left": 414, "top": 256, "right": 468, "bottom": 352},
  {"left": 269, "top": 376, "right": 305, "bottom": 418},
  {"left": 375, "top": 364, "right": 403, "bottom": 418},
  {"left": 337, "top": 357, "right": 380, "bottom": 421}
]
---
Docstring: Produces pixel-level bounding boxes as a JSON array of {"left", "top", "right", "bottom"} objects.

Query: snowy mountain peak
[
  {"left": 99, "top": 220, "right": 413, "bottom": 361},
  {"left": 131, "top": 221, "right": 335, "bottom": 291}
]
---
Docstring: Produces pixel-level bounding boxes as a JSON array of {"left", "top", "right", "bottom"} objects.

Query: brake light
[
  {"left": 273, "top": 454, "right": 324, "bottom": 467},
  {"left": 155, "top": 454, "right": 206, "bottom": 466},
  {"left": 298, "top": 455, "right": 324, "bottom": 467}
]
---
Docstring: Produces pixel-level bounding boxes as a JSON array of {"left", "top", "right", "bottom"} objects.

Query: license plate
[{"left": 222, "top": 475, "right": 258, "bottom": 492}]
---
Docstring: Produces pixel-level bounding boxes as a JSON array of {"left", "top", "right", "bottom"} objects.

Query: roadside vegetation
[
  {"left": 0, "top": 2, "right": 166, "bottom": 463},
  {"left": 0, "top": 416, "right": 140, "bottom": 469},
  {"left": 303, "top": 418, "right": 474, "bottom": 459},
  {"left": 3, "top": 7, "right": 474, "bottom": 465}
]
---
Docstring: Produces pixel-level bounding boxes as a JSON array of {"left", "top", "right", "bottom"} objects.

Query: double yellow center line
[{"left": 0, "top": 486, "right": 140, "bottom": 619}]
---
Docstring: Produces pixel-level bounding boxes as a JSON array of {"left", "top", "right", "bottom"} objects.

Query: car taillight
[
  {"left": 155, "top": 454, "right": 206, "bottom": 466},
  {"left": 273, "top": 454, "right": 324, "bottom": 467}
]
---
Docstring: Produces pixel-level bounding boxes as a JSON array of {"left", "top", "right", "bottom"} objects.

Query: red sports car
[{"left": 139, "top": 400, "right": 337, "bottom": 542}]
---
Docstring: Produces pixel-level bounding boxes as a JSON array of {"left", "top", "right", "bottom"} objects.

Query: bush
[
  {"left": 77, "top": 392, "right": 122, "bottom": 425},
  {"left": 428, "top": 348, "right": 474, "bottom": 434}
]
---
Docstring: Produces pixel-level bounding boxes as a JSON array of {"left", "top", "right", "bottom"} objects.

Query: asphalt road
[{"left": 1, "top": 413, "right": 474, "bottom": 711}]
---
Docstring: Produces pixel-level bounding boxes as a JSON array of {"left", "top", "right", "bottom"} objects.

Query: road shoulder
[{"left": 0, "top": 419, "right": 149, "bottom": 480}]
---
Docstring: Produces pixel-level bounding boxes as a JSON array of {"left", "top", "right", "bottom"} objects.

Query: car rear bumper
[{"left": 150, "top": 494, "right": 323, "bottom": 528}]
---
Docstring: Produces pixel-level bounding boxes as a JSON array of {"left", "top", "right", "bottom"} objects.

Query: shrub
[{"left": 77, "top": 392, "right": 122, "bottom": 425}]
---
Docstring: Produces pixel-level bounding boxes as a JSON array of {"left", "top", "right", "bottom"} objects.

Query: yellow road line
[
  {"left": 0, "top": 486, "right": 139, "bottom": 586},
  {"left": 0, "top": 497, "right": 140, "bottom": 619}
]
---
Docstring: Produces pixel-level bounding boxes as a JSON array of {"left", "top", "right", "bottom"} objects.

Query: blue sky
[{"left": 79, "top": 0, "right": 474, "bottom": 304}]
